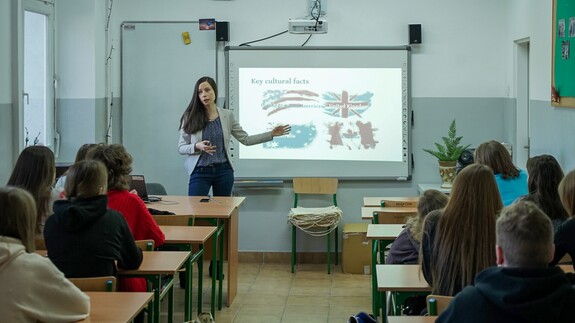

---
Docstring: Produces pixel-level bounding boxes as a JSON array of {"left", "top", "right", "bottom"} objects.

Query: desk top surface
[
  {"left": 366, "top": 224, "right": 405, "bottom": 240},
  {"left": 160, "top": 225, "right": 216, "bottom": 244},
  {"left": 148, "top": 196, "right": 244, "bottom": 218},
  {"left": 119, "top": 251, "right": 190, "bottom": 275},
  {"left": 376, "top": 264, "right": 431, "bottom": 292},
  {"left": 363, "top": 197, "right": 419, "bottom": 207},
  {"left": 83, "top": 292, "right": 153, "bottom": 323}
]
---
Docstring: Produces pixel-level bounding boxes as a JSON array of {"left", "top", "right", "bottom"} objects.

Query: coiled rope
[{"left": 287, "top": 206, "right": 342, "bottom": 237}]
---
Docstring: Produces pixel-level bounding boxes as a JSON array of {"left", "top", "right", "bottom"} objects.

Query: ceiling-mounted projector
[{"left": 288, "top": 18, "right": 327, "bottom": 34}]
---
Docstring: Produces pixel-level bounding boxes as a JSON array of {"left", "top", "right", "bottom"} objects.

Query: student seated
[
  {"left": 386, "top": 189, "right": 448, "bottom": 264},
  {"left": 475, "top": 140, "right": 528, "bottom": 206},
  {"left": 87, "top": 144, "right": 165, "bottom": 292},
  {"left": 0, "top": 186, "right": 89, "bottom": 322},
  {"left": 54, "top": 143, "right": 98, "bottom": 192},
  {"left": 7, "top": 146, "right": 60, "bottom": 236},
  {"left": 550, "top": 170, "right": 575, "bottom": 269},
  {"left": 44, "top": 160, "right": 143, "bottom": 279},
  {"left": 421, "top": 164, "right": 503, "bottom": 296},
  {"left": 438, "top": 201, "right": 575, "bottom": 323},
  {"left": 519, "top": 154, "right": 568, "bottom": 233}
]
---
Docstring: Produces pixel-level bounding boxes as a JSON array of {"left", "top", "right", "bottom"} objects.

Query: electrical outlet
[{"left": 309, "top": 0, "right": 327, "bottom": 17}]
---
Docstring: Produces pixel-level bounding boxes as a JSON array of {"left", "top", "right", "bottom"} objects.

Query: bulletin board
[
  {"left": 552, "top": 0, "right": 575, "bottom": 107},
  {"left": 121, "top": 22, "right": 216, "bottom": 195}
]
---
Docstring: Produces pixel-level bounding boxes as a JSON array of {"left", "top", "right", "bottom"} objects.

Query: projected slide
[{"left": 238, "top": 67, "right": 403, "bottom": 162}]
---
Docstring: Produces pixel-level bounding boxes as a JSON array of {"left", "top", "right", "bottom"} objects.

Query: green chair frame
[{"left": 290, "top": 177, "right": 339, "bottom": 274}]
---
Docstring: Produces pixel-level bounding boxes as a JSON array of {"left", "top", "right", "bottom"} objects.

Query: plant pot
[{"left": 438, "top": 161, "right": 457, "bottom": 189}]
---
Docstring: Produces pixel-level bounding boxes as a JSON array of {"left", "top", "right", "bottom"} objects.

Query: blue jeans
[{"left": 188, "top": 162, "right": 234, "bottom": 196}]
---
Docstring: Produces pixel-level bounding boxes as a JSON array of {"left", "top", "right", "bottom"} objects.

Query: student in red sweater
[{"left": 87, "top": 144, "right": 165, "bottom": 292}]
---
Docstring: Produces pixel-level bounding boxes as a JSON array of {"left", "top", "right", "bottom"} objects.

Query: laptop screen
[{"left": 129, "top": 175, "right": 149, "bottom": 200}]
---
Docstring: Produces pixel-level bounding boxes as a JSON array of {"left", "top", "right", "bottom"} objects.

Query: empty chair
[
  {"left": 289, "top": 177, "right": 342, "bottom": 274},
  {"left": 146, "top": 182, "right": 167, "bottom": 195}
]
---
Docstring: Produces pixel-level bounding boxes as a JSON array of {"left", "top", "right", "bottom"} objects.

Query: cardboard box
[{"left": 342, "top": 223, "right": 372, "bottom": 274}]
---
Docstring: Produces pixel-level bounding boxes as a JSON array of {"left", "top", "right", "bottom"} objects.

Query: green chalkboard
[{"left": 553, "top": 0, "right": 575, "bottom": 107}]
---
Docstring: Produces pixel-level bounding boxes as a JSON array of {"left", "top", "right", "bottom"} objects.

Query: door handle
[{"left": 23, "top": 92, "right": 29, "bottom": 105}]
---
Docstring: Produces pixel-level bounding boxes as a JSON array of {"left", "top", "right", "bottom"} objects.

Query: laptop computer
[{"left": 129, "top": 175, "right": 161, "bottom": 203}]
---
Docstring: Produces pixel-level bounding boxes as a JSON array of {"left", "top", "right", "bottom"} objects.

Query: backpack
[{"left": 348, "top": 311, "right": 378, "bottom": 323}]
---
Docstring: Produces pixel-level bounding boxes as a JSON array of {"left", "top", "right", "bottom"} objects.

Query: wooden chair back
[
  {"left": 559, "top": 253, "right": 573, "bottom": 264},
  {"left": 153, "top": 214, "right": 194, "bottom": 226},
  {"left": 293, "top": 178, "right": 338, "bottom": 195},
  {"left": 373, "top": 210, "right": 417, "bottom": 224},
  {"left": 135, "top": 239, "right": 155, "bottom": 251},
  {"left": 380, "top": 198, "right": 418, "bottom": 207},
  {"left": 35, "top": 238, "right": 46, "bottom": 250},
  {"left": 69, "top": 276, "right": 117, "bottom": 292},
  {"left": 426, "top": 294, "right": 454, "bottom": 316}
]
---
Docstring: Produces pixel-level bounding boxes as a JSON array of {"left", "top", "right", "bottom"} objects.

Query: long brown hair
[
  {"left": 406, "top": 190, "right": 448, "bottom": 243},
  {"left": 431, "top": 163, "right": 503, "bottom": 295},
  {"left": 475, "top": 140, "right": 519, "bottom": 179},
  {"left": 179, "top": 76, "right": 218, "bottom": 134},
  {"left": 559, "top": 170, "right": 575, "bottom": 216},
  {"left": 523, "top": 155, "right": 568, "bottom": 221},
  {"left": 0, "top": 187, "right": 37, "bottom": 252},
  {"left": 7, "top": 146, "right": 55, "bottom": 234}
]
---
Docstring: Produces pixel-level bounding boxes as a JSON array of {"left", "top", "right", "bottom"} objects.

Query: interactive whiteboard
[{"left": 225, "top": 46, "right": 411, "bottom": 180}]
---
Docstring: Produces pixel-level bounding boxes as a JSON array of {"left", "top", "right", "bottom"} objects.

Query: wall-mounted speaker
[
  {"left": 216, "top": 21, "right": 229, "bottom": 42},
  {"left": 409, "top": 24, "right": 422, "bottom": 44}
]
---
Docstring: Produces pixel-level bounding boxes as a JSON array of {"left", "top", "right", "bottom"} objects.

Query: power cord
[{"left": 239, "top": 30, "right": 289, "bottom": 46}]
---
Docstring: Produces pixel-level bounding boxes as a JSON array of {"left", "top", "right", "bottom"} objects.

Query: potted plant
[{"left": 423, "top": 119, "right": 470, "bottom": 188}]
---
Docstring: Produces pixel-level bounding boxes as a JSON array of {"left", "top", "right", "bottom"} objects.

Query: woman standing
[{"left": 178, "top": 76, "right": 290, "bottom": 196}]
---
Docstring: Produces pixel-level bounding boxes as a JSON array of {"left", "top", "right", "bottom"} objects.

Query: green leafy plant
[{"left": 423, "top": 119, "right": 470, "bottom": 162}]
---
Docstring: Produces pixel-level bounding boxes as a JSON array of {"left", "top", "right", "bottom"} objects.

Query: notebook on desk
[{"left": 129, "top": 175, "right": 161, "bottom": 203}]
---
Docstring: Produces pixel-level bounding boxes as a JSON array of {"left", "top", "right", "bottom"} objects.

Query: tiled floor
[{"left": 159, "top": 262, "right": 372, "bottom": 322}]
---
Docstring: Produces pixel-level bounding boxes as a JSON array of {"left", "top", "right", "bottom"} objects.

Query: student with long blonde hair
[
  {"left": 421, "top": 163, "right": 503, "bottom": 296},
  {"left": 0, "top": 187, "right": 89, "bottom": 322}
]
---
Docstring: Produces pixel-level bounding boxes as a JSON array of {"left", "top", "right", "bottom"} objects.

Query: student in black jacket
[
  {"left": 44, "top": 160, "right": 142, "bottom": 279},
  {"left": 438, "top": 201, "right": 575, "bottom": 323}
]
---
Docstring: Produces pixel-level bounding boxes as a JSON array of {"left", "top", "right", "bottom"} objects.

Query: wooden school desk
[
  {"left": 149, "top": 195, "right": 245, "bottom": 308},
  {"left": 366, "top": 224, "right": 405, "bottom": 317},
  {"left": 376, "top": 264, "right": 431, "bottom": 320},
  {"left": 159, "top": 225, "right": 216, "bottom": 319},
  {"left": 82, "top": 292, "right": 153, "bottom": 323},
  {"left": 119, "top": 251, "right": 190, "bottom": 323},
  {"left": 363, "top": 197, "right": 419, "bottom": 207}
]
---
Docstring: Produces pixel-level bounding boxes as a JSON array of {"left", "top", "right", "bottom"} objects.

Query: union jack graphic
[
  {"left": 261, "top": 90, "right": 320, "bottom": 116},
  {"left": 323, "top": 91, "right": 373, "bottom": 118}
]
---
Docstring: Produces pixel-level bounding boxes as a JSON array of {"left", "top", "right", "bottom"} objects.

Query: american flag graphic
[{"left": 261, "top": 90, "right": 320, "bottom": 116}]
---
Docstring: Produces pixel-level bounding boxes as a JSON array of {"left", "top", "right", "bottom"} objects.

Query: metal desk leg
[
  {"left": 218, "top": 219, "right": 225, "bottom": 310},
  {"left": 371, "top": 240, "right": 379, "bottom": 317},
  {"left": 198, "top": 245, "right": 204, "bottom": 315},
  {"left": 184, "top": 255, "right": 193, "bottom": 321},
  {"left": 210, "top": 221, "right": 219, "bottom": 317}
]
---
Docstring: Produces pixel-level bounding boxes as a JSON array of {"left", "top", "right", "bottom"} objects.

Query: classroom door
[
  {"left": 515, "top": 39, "right": 530, "bottom": 169},
  {"left": 121, "top": 22, "right": 216, "bottom": 195}
]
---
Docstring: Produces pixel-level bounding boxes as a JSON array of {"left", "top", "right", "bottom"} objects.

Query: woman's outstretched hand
[{"left": 272, "top": 125, "right": 291, "bottom": 137}]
